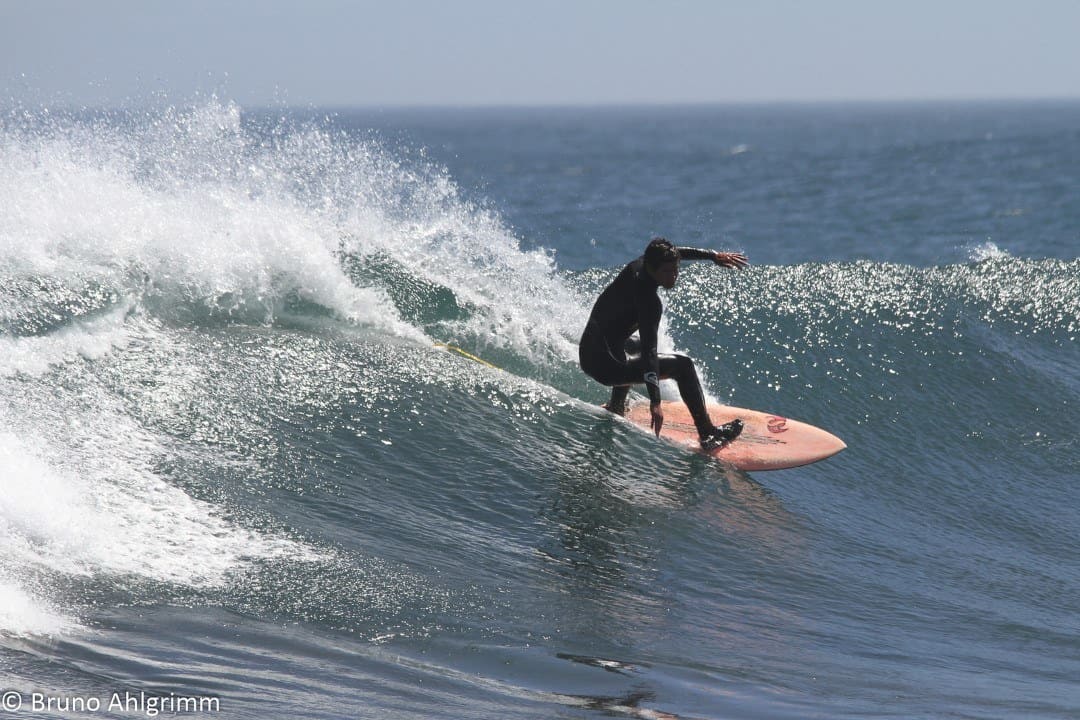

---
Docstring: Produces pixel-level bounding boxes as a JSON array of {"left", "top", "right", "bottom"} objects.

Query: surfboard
[{"left": 623, "top": 400, "right": 845, "bottom": 471}]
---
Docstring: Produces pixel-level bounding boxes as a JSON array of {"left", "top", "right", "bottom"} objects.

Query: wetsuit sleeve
[
  {"left": 677, "top": 247, "right": 717, "bottom": 262},
  {"left": 637, "top": 294, "right": 663, "bottom": 405}
]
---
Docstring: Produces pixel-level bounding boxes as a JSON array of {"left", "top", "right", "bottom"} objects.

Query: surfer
[{"left": 579, "top": 237, "right": 749, "bottom": 447}]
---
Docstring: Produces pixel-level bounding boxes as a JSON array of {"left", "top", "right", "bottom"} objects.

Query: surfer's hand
[
  {"left": 650, "top": 401, "right": 664, "bottom": 436},
  {"left": 713, "top": 251, "right": 748, "bottom": 269}
]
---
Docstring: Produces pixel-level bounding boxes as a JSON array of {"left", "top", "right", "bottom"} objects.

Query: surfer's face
[{"left": 652, "top": 260, "right": 679, "bottom": 289}]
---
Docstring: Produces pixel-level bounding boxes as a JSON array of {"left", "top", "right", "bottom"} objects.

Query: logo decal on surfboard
[{"left": 767, "top": 416, "right": 789, "bottom": 434}]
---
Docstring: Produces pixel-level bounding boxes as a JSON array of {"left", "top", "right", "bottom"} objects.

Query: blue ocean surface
[{"left": 1, "top": 99, "right": 1078, "bottom": 719}]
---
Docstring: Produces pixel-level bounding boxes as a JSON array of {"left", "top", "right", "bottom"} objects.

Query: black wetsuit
[{"left": 579, "top": 249, "right": 717, "bottom": 437}]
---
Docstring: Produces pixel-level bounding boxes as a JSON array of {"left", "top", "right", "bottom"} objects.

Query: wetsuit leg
[
  {"left": 656, "top": 353, "right": 714, "bottom": 437},
  {"left": 606, "top": 335, "right": 640, "bottom": 413},
  {"left": 607, "top": 385, "right": 631, "bottom": 413},
  {"left": 581, "top": 334, "right": 715, "bottom": 437}
]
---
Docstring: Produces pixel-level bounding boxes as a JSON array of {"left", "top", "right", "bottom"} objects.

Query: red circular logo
[{"left": 767, "top": 416, "right": 789, "bottom": 434}]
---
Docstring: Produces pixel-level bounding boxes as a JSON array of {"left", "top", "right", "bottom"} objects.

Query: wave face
[{"left": 2, "top": 101, "right": 1079, "bottom": 719}]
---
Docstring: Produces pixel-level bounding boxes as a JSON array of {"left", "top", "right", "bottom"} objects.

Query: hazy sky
[{"left": 4, "top": 0, "right": 1079, "bottom": 107}]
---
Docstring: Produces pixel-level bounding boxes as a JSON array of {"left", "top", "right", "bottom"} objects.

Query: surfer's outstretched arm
[{"left": 677, "top": 247, "right": 749, "bottom": 269}]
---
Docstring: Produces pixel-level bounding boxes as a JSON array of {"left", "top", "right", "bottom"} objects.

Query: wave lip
[{"left": 1, "top": 100, "right": 425, "bottom": 341}]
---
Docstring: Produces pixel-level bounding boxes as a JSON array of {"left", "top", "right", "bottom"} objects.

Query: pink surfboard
[{"left": 624, "top": 400, "right": 845, "bottom": 471}]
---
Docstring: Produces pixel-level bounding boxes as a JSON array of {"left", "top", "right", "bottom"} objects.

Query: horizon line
[{"left": 10, "top": 94, "right": 1080, "bottom": 114}]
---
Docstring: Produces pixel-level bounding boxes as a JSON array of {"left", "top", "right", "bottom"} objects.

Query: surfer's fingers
[
  {"left": 650, "top": 411, "right": 664, "bottom": 436},
  {"left": 714, "top": 252, "right": 748, "bottom": 269}
]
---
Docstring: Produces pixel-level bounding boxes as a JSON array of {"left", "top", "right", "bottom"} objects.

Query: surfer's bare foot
[{"left": 701, "top": 419, "right": 743, "bottom": 449}]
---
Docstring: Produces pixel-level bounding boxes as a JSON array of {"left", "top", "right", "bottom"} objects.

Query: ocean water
[{"left": 1, "top": 99, "right": 1078, "bottom": 719}]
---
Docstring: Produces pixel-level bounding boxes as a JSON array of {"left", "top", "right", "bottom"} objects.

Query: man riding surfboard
[{"left": 579, "top": 237, "right": 749, "bottom": 447}]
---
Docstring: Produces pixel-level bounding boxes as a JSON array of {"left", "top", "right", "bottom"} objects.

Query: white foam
[
  {"left": 967, "top": 240, "right": 1010, "bottom": 262},
  {"left": 0, "top": 404, "right": 311, "bottom": 638},
  {"left": 0, "top": 580, "right": 76, "bottom": 638},
  {"left": 0, "top": 302, "right": 133, "bottom": 378},
  {"left": 1, "top": 419, "right": 303, "bottom": 581},
  {"left": 0, "top": 101, "right": 424, "bottom": 341}
]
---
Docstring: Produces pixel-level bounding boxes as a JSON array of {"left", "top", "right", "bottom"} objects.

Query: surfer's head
[{"left": 644, "top": 237, "right": 679, "bottom": 289}]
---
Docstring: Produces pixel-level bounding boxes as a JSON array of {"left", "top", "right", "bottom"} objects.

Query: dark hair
[{"left": 643, "top": 237, "right": 679, "bottom": 269}]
